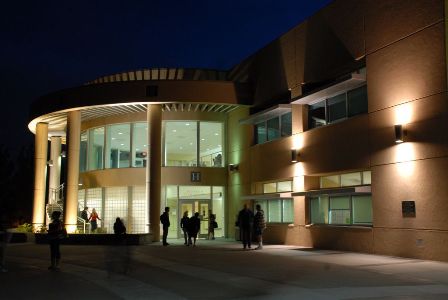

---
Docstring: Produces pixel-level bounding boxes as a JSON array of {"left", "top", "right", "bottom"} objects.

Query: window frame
[
  {"left": 255, "top": 198, "right": 294, "bottom": 224},
  {"left": 255, "top": 112, "right": 292, "bottom": 145}
]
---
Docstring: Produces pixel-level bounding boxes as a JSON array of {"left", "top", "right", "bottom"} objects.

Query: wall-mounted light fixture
[
  {"left": 61, "top": 151, "right": 66, "bottom": 158},
  {"left": 394, "top": 124, "right": 406, "bottom": 143},
  {"left": 291, "top": 149, "right": 300, "bottom": 163},
  {"left": 47, "top": 160, "right": 54, "bottom": 167},
  {"left": 228, "top": 164, "right": 239, "bottom": 172}
]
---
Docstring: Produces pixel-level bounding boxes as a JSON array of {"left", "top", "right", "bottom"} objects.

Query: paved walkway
[{"left": 1, "top": 239, "right": 448, "bottom": 299}]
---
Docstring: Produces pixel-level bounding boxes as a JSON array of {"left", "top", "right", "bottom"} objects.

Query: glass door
[{"left": 178, "top": 199, "right": 210, "bottom": 238}]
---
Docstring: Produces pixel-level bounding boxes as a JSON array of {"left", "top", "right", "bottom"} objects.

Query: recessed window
[
  {"left": 254, "top": 198, "right": 294, "bottom": 224},
  {"left": 320, "top": 171, "right": 370, "bottom": 188},
  {"left": 310, "top": 194, "right": 372, "bottom": 226},
  {"left": 308, "top": 85, "right": 367, "bottom": 130},
  {"left": 255, "top": 112, "right": 292, "bottom": 145}
]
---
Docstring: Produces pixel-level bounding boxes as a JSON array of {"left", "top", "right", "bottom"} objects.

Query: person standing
[
  {"left": 47, "top": 211, "right": 66, "bottom": 270},
  {"left": 237, "top": 204, "right": 254, "bottom": 249},
  {"left": 160, "top": 207, "right": 170, "bottom": 246},
  {"left": 89, "top": 208, "right": 101, "bottom": 233},
  {"left": 253, "top": 204, "right": 267, "bottom": 250},
  {"left": 0, "top": 214, "right": 11, "bottom": 272},
  {"left": 180, "top": 211, "right": 190, "bottom": 245},
  {"left": 81, "top": 207, "right": 89, "bottom": 223},
  {"left": 208, "top": 210, "right": 216, "bottom": 240},
  {"left": 113, "top": 217, "right": 126, "bottom": 235},
  {"left": 188, "top": 212, "right": 201, "bottom": 247}
]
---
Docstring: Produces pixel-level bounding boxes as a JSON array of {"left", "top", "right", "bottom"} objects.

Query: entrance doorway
[{"left": 179, "top": 199, "right": 210, "bottom": 238}]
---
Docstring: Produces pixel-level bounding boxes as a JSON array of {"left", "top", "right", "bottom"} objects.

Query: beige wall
[{"left": 234, "top": 0, "right": 448, "bottom": 261}]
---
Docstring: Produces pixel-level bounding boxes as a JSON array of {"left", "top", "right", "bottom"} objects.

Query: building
[{"left": 29, "top": 0, "right": 448, "bottom": 261}]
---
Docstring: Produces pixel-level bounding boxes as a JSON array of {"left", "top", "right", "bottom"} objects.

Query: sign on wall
[
  {"left": 402, "top": 201, "right": 416, "bottom": 217},
  {"left": 191, "top": 171, "right": 201, "bottom": 182}
]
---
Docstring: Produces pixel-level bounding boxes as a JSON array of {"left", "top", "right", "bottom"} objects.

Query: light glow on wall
[
  {"left": 395, "top": 103, "right": 413, "bottom": 125},
  {"left": 395, "top": 143, "right": 415, "bottom": 176}
]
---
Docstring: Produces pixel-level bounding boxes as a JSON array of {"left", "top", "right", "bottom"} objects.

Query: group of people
[
  {"left": 80, "top": 206, "right": 101, "bottom": 232},
  {"left": 237, "top": 204, "right": 266, "bottom": 250},
  {"left": 160, "top": 207, "right": 218, "bottom": 247}
]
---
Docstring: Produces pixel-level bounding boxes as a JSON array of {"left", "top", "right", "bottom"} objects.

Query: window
[
  {"left": 255, "top": 198, "right": 294, "bottom": 223},
  {"left": 254, "top": 112, "right": 292, "bottom": 144},
  {"left": 200, "top": 122, "right": 223, "bottom": 167},
  {"left": 308, "top": 85, "right": 367, "bottom": 130},
  {"left": 321, "top": 171, "right": 371, "bottom": 188},
  {"left": 132, "top": 123, "right": 148, "bottom": 168},
  {"left": 106, "top": 124, "right": 131, "bottom": 169},
  {"left": 164, "top": 121, "right": 225, "bottom": 167},
  {"left": 267, "top": 117, "right": 280, "bottom": 141},
  {"left": 165, "top": 121, "right": 197, "bottom": 167},
  {"left": 88, "top": 127, "right": 104, "bottom": 171},
  {"left": 263, "top": 180, "right": 293, "bottom": 193},
  {"left": 310, "top": 194, "right": 372, "bottom": 226},
  {"left": 80, "top": 132, "right": 87, "bottom": 172}
]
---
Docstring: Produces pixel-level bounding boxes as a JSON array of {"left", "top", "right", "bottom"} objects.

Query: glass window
[
  {"left": 341, "top": 172, "right": 362, "bottom": 187},
  {"left": 179, "top": 186, "right": 211, "bottom": 199},
  {"left": 308, "top": 101, "right": 326, "bottom": 129},
  {"left": 104, "top": 187, "right": 128, "bottom": 234},
  {"left": 106, "top": 124, "right": 131, "bottom": 169},
  {"left": 263, "top": 182, "right": 277, "bottom": 194},
  {"left": 86, "top": 188, "right": 103, "bottom": 228},
  {"left": 329, "top": 196, "right": 351, "bottom": 225},
  {"left": 352, "top": 195, "right": 372, "bottom": 224},
  {"left": 267, "top": 117, "right": 280, "bottom": 141},
  {"left": 165, "top": 121, "right": 197, "bottom": 167},
  {"left": 268, "top": 199, "right": 282, "bottom": 222},
  {"left": 80, "top": 131, "right": 88, "bottom": 173},
  {"left": 212, "top": 186, "right": 225, "bottom": 237},
  {"left": 282, "top": 199, "right": 294, "bottom": 223},
  {"left": 328, "top": 93, "right": 347, "bottom": 123},
  {"left": 255, "top": 122, "right": 266, "bottom": 144},
  {"left": 280, "top": 112, "right": 292, "bottom": 137},
  {"left": 321, "top": 175, "right": 340, "bottom": 188},
  {"left": 132, "top": 123, "right": 148, "bottom": 168},
  {"left": 362, "top": 171, "right": 371, "bottom": 185},
  {"left": 88, "top": 127, "right": 104, "bottom": 170},
  {"left": 310, "top": 196, "right": 329, "bottom": 224},
  {"left": 200, "top": 122, "right": 223, "bottom": 167},
  {"left": 348, "top": 85, "right": 368, "bottom": 117},
  {"left": 254, "top": 200, "right": 268, "bottom": 215},
  {"left": 277, "top": 181, "right": 292, "bottom": 192},
  {"left": 131, "top": 186, "right": 148, "bottom": 233}
]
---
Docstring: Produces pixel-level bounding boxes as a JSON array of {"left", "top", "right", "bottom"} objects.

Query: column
[
  {"left": 32, "top": 122, "right": 48, "bottom": 228},
  {"left": 65, "top": 110, "right": 81, "bottom": 233},
  {"left": 48, "top": 136, "right": 62, "bottom": 204},
  {"left": 147, "top": 104, "right": 162, "bottom": 241}
]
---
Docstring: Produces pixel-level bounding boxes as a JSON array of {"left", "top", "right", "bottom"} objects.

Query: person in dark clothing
[
  {"left": 160, "top": 207, "right": 170, "bottom": 246},
  {"left": 237, "top": 204, "right": 254, "bottom": 249},
  {"left": 187, "top": 212, "right": 201, "bottom": 246},
  {"left": 180, "top": 211, "right": 190, "bottom": 245},
  {"left": 113, "top": 217, "right": 126, "bottom": 235},
  {"left": 47, "top": 211, "right": 66, "bottom": 270},
  {"left": 81, "top": 207, "right": 89, "bottom": 223}
]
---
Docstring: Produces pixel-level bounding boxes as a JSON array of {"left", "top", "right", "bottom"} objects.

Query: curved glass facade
[{"left": 80, "top": 120, "right": 225, "bottom": 172}]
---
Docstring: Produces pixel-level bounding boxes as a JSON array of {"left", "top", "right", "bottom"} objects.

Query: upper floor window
[
  {"left": 320, "top": 170, "right": 371, "bottom": 188},
  {"left": 255, "top": 112, "right": 292, "bottom": 144},
  {"left": 308, "top": 85, "right": 367, "bottom": 130},
  {"left": 164, "top": 121, "right": 224, "bottom": 167}
]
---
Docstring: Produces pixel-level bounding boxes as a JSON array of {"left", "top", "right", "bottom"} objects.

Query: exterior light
[
  {"left": 60, "top": 151, "right": 66, "bottom": 158},
  {"left": 228, "top": 164, "right": 239, "bottom": 172},
  {"left": 291, "top": 149, "right": 300, "bottom": 163},
  {"left": 394, "top": 124, "right": 405, "bottom": 143},
  {"left": 47, "top": 160, "right": 54, "bottom": 167}
]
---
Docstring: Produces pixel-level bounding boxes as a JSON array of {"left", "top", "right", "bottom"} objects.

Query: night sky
[{"left": 0, "top": 0, "right": 330, "bottom": 153}]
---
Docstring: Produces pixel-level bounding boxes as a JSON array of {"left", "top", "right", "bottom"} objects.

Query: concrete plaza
[{"left": 1, "top": 239, "right": 448, "bottom": 299}]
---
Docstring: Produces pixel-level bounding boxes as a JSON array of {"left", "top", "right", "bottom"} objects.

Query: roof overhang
[
  {"left": 239, "top": 104, "right": 291, "bottom": 125},
  {"left": 241, "top": 192, "right": 292, "bottom": 200},
  {"left": 292, "top": 71, "right": 366, "bottom": 105},
  {"left": 292, "top": 185, "right": 371, "bottom": 197}
]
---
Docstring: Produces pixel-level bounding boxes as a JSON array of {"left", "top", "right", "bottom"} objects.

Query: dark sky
[{"left": 0, "top": 0, "right": 330, "bottom": 152}]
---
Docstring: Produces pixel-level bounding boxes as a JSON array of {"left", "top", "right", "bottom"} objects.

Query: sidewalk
[{"left": 1, "top": 239, "right": 448, "bottom": 299}]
